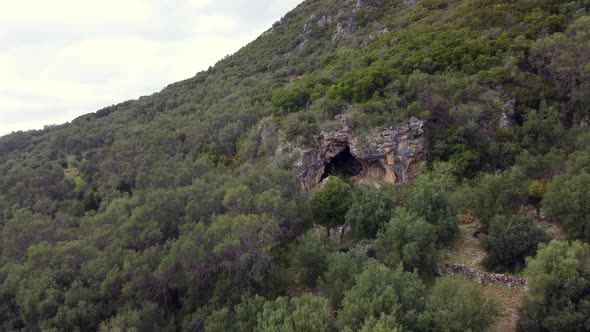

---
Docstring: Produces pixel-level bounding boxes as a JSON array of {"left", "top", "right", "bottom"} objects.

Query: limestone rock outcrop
[{"left": 278, "top": 117, "right": 427, "bottom": 190}]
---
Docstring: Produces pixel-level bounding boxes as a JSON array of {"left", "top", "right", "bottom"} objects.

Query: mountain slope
[{"left": 1, "top": 0, "right": 589, "bottom": 330}]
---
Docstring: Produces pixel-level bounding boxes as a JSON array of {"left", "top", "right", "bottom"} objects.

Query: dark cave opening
[{"left": 321, "top": 146, "right": 363, "bottom": 181}]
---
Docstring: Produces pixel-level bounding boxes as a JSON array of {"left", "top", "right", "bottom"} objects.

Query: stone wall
[{"left": 437, "top": 263, "right": 528, "bottom": 289}]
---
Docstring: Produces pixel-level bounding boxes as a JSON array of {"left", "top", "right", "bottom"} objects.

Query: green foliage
[
  {"left": 338, "top": 261, "right": 426, "bottom": 330},
  {"left": 518, "top": 241, "right": 590, "bottom": 331},
  {"left": 257, "top": 294, "right": 334, "bottom": 332},
  {"left": 319, "top": 247, "right": 368, "bottom": 307},
  {"left": 290, "top": 230, "right": 331, "bottom": 287},
  {"left": 345, "top": 184, "right": 394, "bottom": 238},
  {"left": 454, "top": 167, "right": 529, "bottom": 224},
  {"left": 272, "top": 85, "right": 311, "bottom": 115},
  {"left": 543, "top": 173, "right": 590, "bottom": 241},
  {"left": 205, "top": 295, "right": 266, "bottom": 332},
  {"left": 418, "top": 277, "right": 501, "bottom": 332},
  {"left": 272, "top": 75, "right": 333, "bottom": 115},
  {"left": 520, "top": 103, "right": 566, "bottom": 156},
  {"left": 530, "top": 16, "right": 590, "bottom": 117},
  {"left": 0, "top": 0, "right": 588, "bottom": 329},
  {"left": 99, "top": 302, "right": 175, "bottom": 332},
  {"left": 405, "top": 171, "right": 458, "bottom": 245},
  {"left": 311, "top": 177, "right": 353, "bottom": 228},
  {"left": 527, "top": 179, "right": 547, "bottom": 201},
  {"left": 282, "top": 112, "right": 320, "bottom": 146},
  {"left": 374, "top": 208, "right": 438, "bottom": 276},
  {"left": 480, "top": 214, "right": 550, "bottom": 272}
]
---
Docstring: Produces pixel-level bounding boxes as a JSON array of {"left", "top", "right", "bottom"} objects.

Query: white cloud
[
  {"left": 2, "top": 0, "right": 150, "bottom": 23},
  {"left": 0, "top": 0, "right": 302, "bottom": 136}
]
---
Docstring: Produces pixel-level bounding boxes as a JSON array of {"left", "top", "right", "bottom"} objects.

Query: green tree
[
  {"left": 531, "top": 16, "right": 590, "bottom": 116},
  {"left": 98, "top": 302, "right": 175, "bottom": 332},
  {"left": 338, "top": 261, "right": 426, "bottom": 330},
  {"left": 290, "top": 230, "right": 330, "bottom": 287},
  {"left": 520, "top": 103, "right": 565, "bottom": 156},
  {"left": 418, "top": 277, "right": 500, "bottom": 331},
  {"left": 257, "top": 294, "right": 334, "bottom": 332},
  {"left": 374, "top": 208, "right": 438, "bottom": 276},
  {"left": 518, "top": 240, "right": 590, "bottom": 331},
  {"left": 454, "top": 167, "right": 529, "bottom": 224},
  {"left": 405, "top": 174, "right": 458, "bottom": 245},
  {"left": 205, "top": 295, "right": 269, "bottom": 332},
  {"left": 319, "top": 247, "right": 367, "bottom": 307},
  {"left": 480, "top": 214, "right": 550, "bottom": 272},
  {"left": 311, "top": 177, "right": 352, "bottom": 228},
  {"left": 345, "top": 184, "right": 394, "bottom": 238},
  {"left": 543, "top": 173, "right": 590, "bottom": 241}
]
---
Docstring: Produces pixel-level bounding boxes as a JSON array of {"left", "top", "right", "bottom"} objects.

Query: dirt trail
[{"left": 439, "top": 223, "right": 527, "bottom": 332}]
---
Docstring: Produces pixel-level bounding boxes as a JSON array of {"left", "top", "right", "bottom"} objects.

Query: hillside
[{"left": 1, "top": 0, "right": 589, "bottom": 330}]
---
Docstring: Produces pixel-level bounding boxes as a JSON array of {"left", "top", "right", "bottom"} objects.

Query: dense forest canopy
[{"left": 1, "top": 0, "right": 589, "bottom": 330}]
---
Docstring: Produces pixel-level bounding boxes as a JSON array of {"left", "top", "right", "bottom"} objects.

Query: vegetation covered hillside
[{"left": 1, "top": 0, "right": 589, "bottom": 330}]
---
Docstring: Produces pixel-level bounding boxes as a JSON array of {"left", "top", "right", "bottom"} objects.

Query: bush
[
  {"left": 258, "top": 295, "right": 334, "bottom": 331},
  {"left": 517, "top": 241, "right": 590, "bottom": 331},
  {"left": 338, "top": 261, "right": 426, "bottom": 330},
  {"left": 418, "top": 277, "right": 500, "bottom": 331},
  {"left": 271, "top": 85, "right": 310, "bottom": 115},
  {"left": 319, "top": 248, "right": 367, "bottom": 307},
  {"left": 455, "top": 167, "right": 529, "bottom": 224},
  {"left": 345, "top": 184, "right": 394, "bottom": 238},
  {"left": 311, "top": 177, "right": 352, "bottom": 228},
  {"left": 405, "top": 170, "right": 458, "bottom": 245},
  {"left": 527, "top": 180, "right": 546, "bottom": 201},
  {"left": 290, "top": 230, "right": 330, "bottom": 287},
  {"left": 543, "top": 173, "right": 590, "bottom": 241},
  {"left": 374, "top": 208, "right": 438, "bottom": 276},
  {"left": 480, "top": 214, "right": 550, "bottom": 272}
]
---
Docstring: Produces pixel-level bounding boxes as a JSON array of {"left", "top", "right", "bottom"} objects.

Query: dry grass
[
  {"left": 521, "top": 204, "right": 568, "bottom": 240},
  {"left": 439, "top": 223, "right": 486, "bottom": 269},
  {"left": 483, "top": 284, "right": 526, "bottom": 332}
]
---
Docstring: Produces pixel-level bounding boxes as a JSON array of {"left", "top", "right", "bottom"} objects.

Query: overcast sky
[{"left": 0, "top": 0, "right": 302, "bottom": 136}]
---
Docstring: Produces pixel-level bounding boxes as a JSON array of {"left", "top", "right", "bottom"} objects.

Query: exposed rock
[
  {"left": 497, "top": 101, "right": 515, "bottom": 130},
  {"left": 329, "top": 224, "right": 352, "bottom": 245},
  {"left": 279, "top": 117, "right": 427, "bottom": 190},
  {"left": 404, "top": 0, "right": 420, "bottom": 5},
  {"left": 498, "top": 113, "right": 513, "bottom": 129},
  {"left": 332, "top": 22, "right": 349, "bottom": 42},
  {"left": 437, "top": 263, "right": 528, "bottom": 289}
]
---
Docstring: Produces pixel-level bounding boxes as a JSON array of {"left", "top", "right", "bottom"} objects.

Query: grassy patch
[
  {"left": 439, "top": 223, "right": 486, "bottom": 269},
  {"left": 483, "top": 284, "right": 526, "bottom": 332}
]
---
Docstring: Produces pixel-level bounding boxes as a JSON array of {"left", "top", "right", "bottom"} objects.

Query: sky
[{"left": 0, "top": 0, "right": 303, "bottom": 136}]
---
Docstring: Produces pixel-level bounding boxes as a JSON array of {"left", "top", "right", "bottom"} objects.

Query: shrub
[
  {"left": 258, "top": 295, "right": 334, "bottom": 331},
  {"left": 374, "top": 208, "right": 438, "bottom": 276},
  {"left": 418, "top": 277, "right": 500, "bottom": 331},
  {"left": 480, "top": 214, "right": 550, "bottom": 272},
  {"left": 311, "top": 177, "right": 352, "bottom": 228},
  {"left": 319, "top": 248, "right": 368, "bottom": 307},
  {"left": 543, "top": 173, "right": 590, "bottom": 241},
  {"left": 405, "top": 172, "right": 458, "bottom": 245},
  {"left": 518, "top": 241, "right": 590, "bottom": 331},
  {"left": 290, "top": 230, "right": 330, "bottom": 287},
  {"left": 527, "top": 180, "right": 546, "bottom": 202},
  {"left": 338, "top": 261, "right": 426, "bottom": 330},
  {"left": 345, "top": 184, "right": 394, "bottom": 238}
]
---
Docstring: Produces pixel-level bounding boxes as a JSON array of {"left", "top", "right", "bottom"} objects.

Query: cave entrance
[{"left": 321, "top": 146, "right": 363, "bottom": 181}]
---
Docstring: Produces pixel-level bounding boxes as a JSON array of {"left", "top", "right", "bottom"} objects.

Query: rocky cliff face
[{"left": 277, "top": 117, "right": 427, "bottom": 190}]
